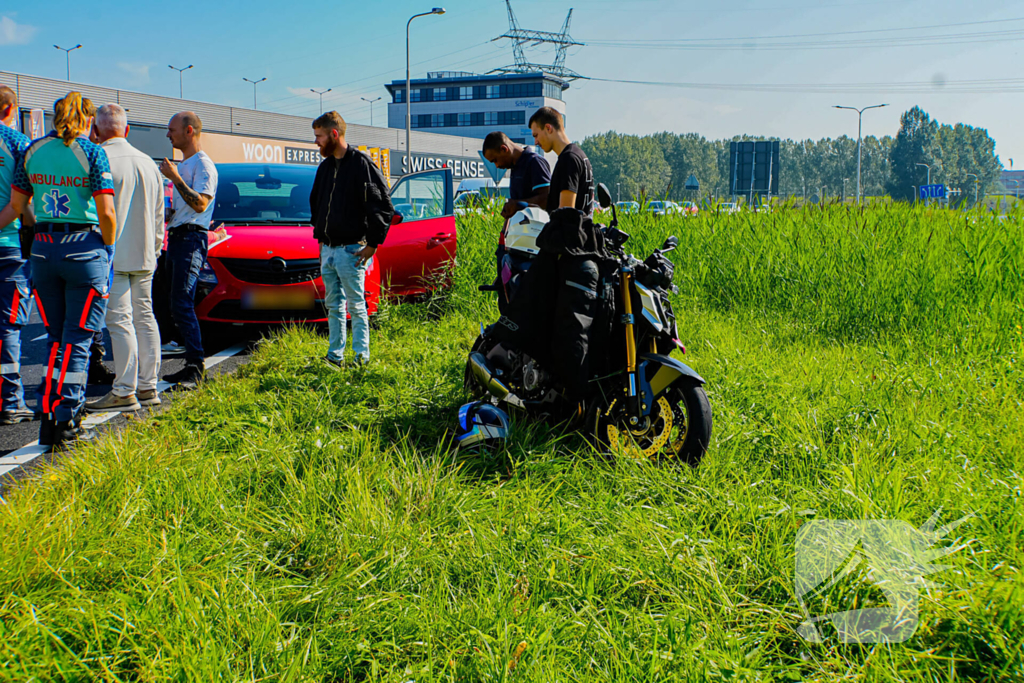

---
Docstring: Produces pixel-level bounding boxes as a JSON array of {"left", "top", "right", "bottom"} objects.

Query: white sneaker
[
  {"left": 86, "top": 391, "right": 142, "bottom": 413},
  {"left": 161, "top": 341, "right": 186, "bottom": 356}
]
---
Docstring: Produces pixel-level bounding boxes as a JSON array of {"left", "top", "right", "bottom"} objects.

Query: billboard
[{"left": 729, "top": 141, "right": 780, "bottom": 197}]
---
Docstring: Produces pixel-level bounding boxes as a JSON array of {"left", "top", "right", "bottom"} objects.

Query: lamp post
[
  {"left": 54, "top": 44, "right": 82, "bottom": 81},
  {"left": 310, "top": 88, "right": 332, "bottom": 115},
  {"left": 361, "top": 96, "right": 382, "bottom": 126},
  {"left": 169, "top": 64, "right": 193, "bottom": 99},
  {"left": 834, "top": 103, "right": 888, "bottom": 204},
  {"left": 916, "top": 163, "right": 932, "bottom": 204},
  {"left": 406, "top": 8, "right": 446, "bottom": 175},
  {"left": 243, "top": 77, "right": 267, "bottom": 110},
  {"left": 911, "top": 185, "right": 917, "bottom": 203},
  {"left": 842, "top": 177, "right": 849, "bottom": 203}
]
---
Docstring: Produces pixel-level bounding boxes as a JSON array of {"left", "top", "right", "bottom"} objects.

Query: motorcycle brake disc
[{"left": 605, "top": 396, "right": 674, "bottom": 460}]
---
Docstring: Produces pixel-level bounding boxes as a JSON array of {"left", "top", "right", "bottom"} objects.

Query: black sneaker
[
  {"left": 88, "top": 360, "right": 117, "bottom": 385},
  {"left": 321, "top": 356, "right": 344, "bottom": 371},
  {"left": 52, "top": 419, "right": 96, "bottom": 451},
  {"left": 0, "top": 405, "right": 37, "bottom": 425},
  {"left": 165, "top": 362, "right": 205, "bottom": 387}
]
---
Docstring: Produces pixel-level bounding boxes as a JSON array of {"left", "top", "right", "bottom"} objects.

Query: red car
[{"left": 187, "top": 163, "right": 456, "bottom": 323}]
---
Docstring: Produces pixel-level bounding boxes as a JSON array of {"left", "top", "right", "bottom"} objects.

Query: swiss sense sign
[{"left": 177, "top": 132, "right": 485, "bottom": 179}]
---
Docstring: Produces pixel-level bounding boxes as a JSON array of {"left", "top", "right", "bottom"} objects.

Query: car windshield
[
  {"left": 649, "top": 202, "right": 665, "bottom": 209},
  {"left": 213, "top": 164, "right": 316, "bottom": 224}
]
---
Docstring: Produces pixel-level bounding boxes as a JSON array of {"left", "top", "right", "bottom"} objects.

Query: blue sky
[{"left": 2, "top": 1, "right": 1022, "bottom": 164}]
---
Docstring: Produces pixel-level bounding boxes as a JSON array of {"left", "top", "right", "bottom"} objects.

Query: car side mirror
[
  {"left": 391, "top": 213, "right": 404, "bottom": 226},
  {"left": 597, "top": 183, "right": 613, "bottom": 209}
]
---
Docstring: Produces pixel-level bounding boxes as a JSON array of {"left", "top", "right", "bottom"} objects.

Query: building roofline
[{"left": 386, "top": 71, "right": 569, "bottom": 92}]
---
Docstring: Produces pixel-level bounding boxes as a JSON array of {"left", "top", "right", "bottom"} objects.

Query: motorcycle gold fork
[{"left": 620, "top": 266, "right": 643, "bottom": 419}]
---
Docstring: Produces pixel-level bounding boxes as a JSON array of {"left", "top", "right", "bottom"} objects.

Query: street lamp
[
  {"left": 169, "top": 64, "right": 193, "bottom": 99},
  {"left": 911, "top": 185, "right": 917, "bottom": 203},
  {"left": 842, "top": 177, "right": 849, "bottom": 203},
  {"left": 310, "top": 88, "right": 332, "bottom": 115},
  {"left": 834, "top": 104, "right": 887, "bottom": 204},
  {"left": 916, "top": 163, "right": 932, "bottom": 204},
  {"left": 361, "top": 96, "right": 382, "bottom": 126},
  {"left": 243, "top": 77, "right": 267, "bottom": 110},
  {"left": 406, "top": 7, "right": 446, "bottom": 175},
  {"left": 54, "top": 44, "right": 82, "bottom": 81}
]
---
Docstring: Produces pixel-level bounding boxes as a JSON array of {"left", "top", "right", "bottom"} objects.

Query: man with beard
[{"left": 309, "top": 112, "right": 394, "bottom": 368}]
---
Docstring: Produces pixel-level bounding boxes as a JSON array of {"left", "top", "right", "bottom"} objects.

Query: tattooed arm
[{"left": 160, "top": 158, "right": 212, "bottom": 213}]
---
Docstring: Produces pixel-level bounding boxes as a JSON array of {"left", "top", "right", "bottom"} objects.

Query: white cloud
[
  {"left": 118, "top": 62, "right": 152, "bottom": 84},
  {"left": 0, "top": 15, "right": 38, "bottom": 45}
]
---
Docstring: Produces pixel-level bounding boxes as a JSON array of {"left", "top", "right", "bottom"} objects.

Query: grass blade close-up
[{"left": 0, "top": 204, "right": 1022, "bottom": 681}]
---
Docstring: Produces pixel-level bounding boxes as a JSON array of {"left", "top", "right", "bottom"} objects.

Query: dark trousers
[
  {"left": 166, "top": 230, "right": 207, "bottom": 364},
  {"left": 0, "top": 246, "right": 31, "bottom": 411},
  {"left": 31, "top": 230, "right": 110, "bottom": 421}
]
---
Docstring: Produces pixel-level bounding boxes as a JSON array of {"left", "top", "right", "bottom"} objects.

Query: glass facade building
[{"left": 386, "top": 71, "right": 569, "bottom": 144}]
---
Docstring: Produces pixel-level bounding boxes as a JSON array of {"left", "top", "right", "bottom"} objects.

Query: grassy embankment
[{"left": 0, "top": 203, "right": 1022, "bottom": 681}]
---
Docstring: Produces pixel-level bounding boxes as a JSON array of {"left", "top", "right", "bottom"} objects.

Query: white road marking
[
  {"left": 32, "top": 334, "right": 47, "bottom": 342},
  {"left": 0, "top": 343, "right": 247, "bottom": 480}
]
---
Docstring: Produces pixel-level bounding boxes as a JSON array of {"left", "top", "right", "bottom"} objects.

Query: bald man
[{"left": 159, "top": 111, "right": 217, "bottom": 387}]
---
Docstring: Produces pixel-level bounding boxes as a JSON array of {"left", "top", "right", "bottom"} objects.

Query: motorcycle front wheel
[{"left": 590, "top": 381, "right": 712, "bottom": 466}]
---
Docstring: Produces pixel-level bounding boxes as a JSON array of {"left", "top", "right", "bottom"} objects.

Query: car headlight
[{"left": 197, "top": 261, "right": 218, "bottom": 286}]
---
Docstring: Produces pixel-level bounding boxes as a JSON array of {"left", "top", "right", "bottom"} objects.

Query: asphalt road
[{"left": 0, "top": 309, "right": 278, "bottom": 491}]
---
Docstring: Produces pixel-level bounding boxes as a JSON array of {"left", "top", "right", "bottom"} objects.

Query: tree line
[{"left": 579, "top": 107, "right": 1003, "bottom": 205}]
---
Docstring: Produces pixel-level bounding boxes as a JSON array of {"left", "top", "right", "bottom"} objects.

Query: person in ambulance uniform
[
  {"left": 9, "top": 93, "right": 117, "bottom": 449},
  {"left": 0, "top": 85, "right": 35, "bottom": 425}
]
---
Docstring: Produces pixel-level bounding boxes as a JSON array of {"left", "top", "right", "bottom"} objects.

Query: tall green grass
[{"left": 0, "top": 205, "right": 1021, "bottom": 681}]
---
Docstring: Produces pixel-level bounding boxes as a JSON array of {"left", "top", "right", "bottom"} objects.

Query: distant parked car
[
  {"left": 615, "top": 201, "right": 640, "bottom": 215},
  {"left": 454, "top": 191, "right": 486, "bottom": 217},
  {"left": 717, "top": 202, "right": 740, "bottom": 214},
  {"left": 677, "top": 201, "right": 699, "bottom": 216},
  {"left": 645, "top": 200, "right": 671, "bottom": 216}
]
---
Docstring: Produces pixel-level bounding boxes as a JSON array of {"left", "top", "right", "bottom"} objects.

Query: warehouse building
[{"left": 1, "top": 70, "right": 492, "bottom": 188}]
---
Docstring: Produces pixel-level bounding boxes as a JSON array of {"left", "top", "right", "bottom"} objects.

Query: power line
[
  {"left": 587, "top": 15, "right": 1024, "bottom": 44},
  {"left": 588, "top": 28, "right": 1024, "bottom": 51},
  {"left": 585, "top": 76, "right": 1024, "bottom": 95}
]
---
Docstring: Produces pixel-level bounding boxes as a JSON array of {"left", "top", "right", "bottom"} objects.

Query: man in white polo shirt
[{"left": 86, "top": 104, "right": 165, "bottom": 412}]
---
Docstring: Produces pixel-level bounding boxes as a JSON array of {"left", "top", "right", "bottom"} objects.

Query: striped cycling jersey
[
  {"left": 12, "top": 132, "right": 114, "bottom": 224},
  {"left": 0, "top": 122, "right": 31, "bottom": 247}
]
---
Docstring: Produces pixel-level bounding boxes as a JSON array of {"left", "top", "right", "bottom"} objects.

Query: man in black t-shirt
[
  {"left": 482, "top": 132, "right": 551, "bottom": 219},
  {"left": 528, "top": 107, "right": 594, "bottom": 216}
]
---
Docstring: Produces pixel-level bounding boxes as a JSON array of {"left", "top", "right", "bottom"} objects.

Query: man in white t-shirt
[{"left": 159, "top": 111, "right": 218, "bottom": 387}]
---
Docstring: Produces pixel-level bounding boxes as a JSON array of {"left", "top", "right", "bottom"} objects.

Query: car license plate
[{"left": 241, "top": 287, "right": 315, "bottom": 310}]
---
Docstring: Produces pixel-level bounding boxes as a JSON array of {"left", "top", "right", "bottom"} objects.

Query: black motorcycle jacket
[{"left": 309, "top": 146, "right": 395, "bottom": 248}]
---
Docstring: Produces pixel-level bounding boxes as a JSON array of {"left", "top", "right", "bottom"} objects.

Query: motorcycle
[{"left": 465, "top": 183, "right": 713, "bottom": 464}]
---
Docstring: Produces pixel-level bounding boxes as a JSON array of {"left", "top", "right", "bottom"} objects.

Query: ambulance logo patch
[{"left": 43, "top": 189, "right": 71, "bottom": 218}]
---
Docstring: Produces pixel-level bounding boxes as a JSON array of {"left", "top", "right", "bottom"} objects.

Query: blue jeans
[
  {"left": 31, "top": 229, "right": 110, "bottom": 421},
  {"left": 320, "top": 244, "right": 370, "bottom": 362},
  {"left": 0, "top": 246, "right": 32, "bottom": 412},
  {"left": 167, "top": 230, "right": 207, "bottom": 364}
]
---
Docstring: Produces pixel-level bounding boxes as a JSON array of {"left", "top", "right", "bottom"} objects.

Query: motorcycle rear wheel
[{"left": 592, "top": 382, "right": 712, "bottom": 466}]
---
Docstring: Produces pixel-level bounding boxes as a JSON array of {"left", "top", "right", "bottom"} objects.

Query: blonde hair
[{"left": 53, "top": 92, "right": 94, "bottom": 146}]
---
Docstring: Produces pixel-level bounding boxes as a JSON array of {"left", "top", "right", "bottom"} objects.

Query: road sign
[
  {"left": 729, "top": 141, "right": 780, "bottom": 196},
  {"left": 920, "top": 184, "right": 946, "bottom": 200},
  {"left": 477, "top": 151, "right": 506, "bottom": 184},
  {"left": 684, "top": 174, "right": 700, "bottom": 191}
]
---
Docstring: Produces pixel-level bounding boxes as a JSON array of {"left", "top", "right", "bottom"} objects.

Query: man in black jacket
[{"left": 309, "top": 111, "right": 394, "bottom": 367}]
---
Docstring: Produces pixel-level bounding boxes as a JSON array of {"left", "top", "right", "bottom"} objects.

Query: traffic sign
[
  {"left": 684, "top": 174, "right": 700, "bottom": 191},
  {"left": 920, "top": 184, "right": 946, "bottom": 200}
]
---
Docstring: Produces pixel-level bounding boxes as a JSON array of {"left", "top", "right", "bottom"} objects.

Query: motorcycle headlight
[{"left": 197, "top": 261, "right": 218, "bottom": 286}]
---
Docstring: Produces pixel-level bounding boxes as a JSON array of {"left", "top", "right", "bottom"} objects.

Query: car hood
[{"left": 208, "top": 224, "right": 319, "bottom": 260}]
